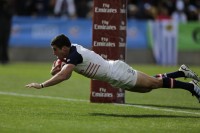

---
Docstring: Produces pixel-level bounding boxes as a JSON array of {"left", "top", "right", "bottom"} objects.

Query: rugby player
[{"left": 26, "top": 34, "right": 200, "bottom": 102}]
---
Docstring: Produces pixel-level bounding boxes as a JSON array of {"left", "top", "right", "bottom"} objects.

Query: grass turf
[{"left": 0, "top": 62, "right": 200, "bottom": 133}]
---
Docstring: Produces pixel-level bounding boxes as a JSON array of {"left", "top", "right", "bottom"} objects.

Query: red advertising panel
[{"left": 91, "top": 0, "right": 127, "bottom": 103}]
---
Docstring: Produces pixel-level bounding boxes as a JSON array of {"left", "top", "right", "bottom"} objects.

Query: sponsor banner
[
  {"left": 10, "top": 17, "right": 92, "bottom": 47},
  {"left": 178, "top": 22, "right": 200, "bottom": 51},
  {"left": 9, "top": 17, "right": 148, "bottom": 48},
  {"left": 127, "top": 20, "right": 148, "bottom": 48},
  {"left": 91, "top": 0, "right": 126, "bottom": 103}
]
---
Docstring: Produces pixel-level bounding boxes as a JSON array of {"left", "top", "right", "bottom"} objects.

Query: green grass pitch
[{"left": 0, "top": 62, "right": 200, "bottom": 133}]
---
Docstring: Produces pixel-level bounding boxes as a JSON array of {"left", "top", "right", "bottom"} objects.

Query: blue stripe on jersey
[{"left": 66, "top": 46, "right": 83, "bottom": 65}]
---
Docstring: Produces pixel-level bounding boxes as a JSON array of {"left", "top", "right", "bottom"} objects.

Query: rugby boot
[
  {"left": 179, "top": 64, "right": 200, "bottom": 81},
  {"left": 189, "top": 80, "right": 200, "bottom": 103}
]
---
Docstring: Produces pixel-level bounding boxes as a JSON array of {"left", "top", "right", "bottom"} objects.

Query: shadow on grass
[
  {"left": 90, "top": 103, "right": 200, "bottom": 119},
  {"left": 90, "top": 113, "right": 200, "bottom": 119},
  {"left": 125, "top": 103, "right": 200, "bottom": 111}
]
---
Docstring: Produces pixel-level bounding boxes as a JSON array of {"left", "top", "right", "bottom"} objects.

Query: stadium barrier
[
  {"left": 9, "top": 16, "right": 200, "bottom": 65},
  {"left": 9, "top": 16, "right": 148, "bottom": 49}
]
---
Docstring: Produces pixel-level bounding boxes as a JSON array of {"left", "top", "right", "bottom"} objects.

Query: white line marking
[
  {"left": 0, "top": 91, "right": 199, "bottom": 115},
  {"left": 114, "top": 104, "right": 200, "bottom": 115},
  {"left": 0, "top": 91, "right": 88, "bottom": 102}
]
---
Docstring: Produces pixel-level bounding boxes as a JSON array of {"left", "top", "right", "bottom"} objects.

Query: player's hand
[
  {"left": 25, "top": 83, "right": 42, "bottom": 89},
  {"left": 50, "top": 65, "right": 61, "bottom": 76}
]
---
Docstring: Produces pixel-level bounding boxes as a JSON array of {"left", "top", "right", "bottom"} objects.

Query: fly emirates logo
[
  {"left": 92, "top": 88, "right": 113, "bottom": 98},
  {"left": 95, "top": 3, "right": 117, "bottom": 13},
  {"left": 93, "top": 37, "right": 115, "bottom": 47},
  {"left": 94, "top": 20, "right": 116, "bottom": 30}
]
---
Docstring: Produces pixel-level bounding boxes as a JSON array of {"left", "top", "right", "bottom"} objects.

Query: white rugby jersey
[
  {"left": 64, "top": 44, "right": 137, "bottom": 89},
  {"left": 65, "top": 44, "right": 111, "bottom": 81}
]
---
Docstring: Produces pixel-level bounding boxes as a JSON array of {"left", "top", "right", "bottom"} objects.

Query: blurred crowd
[
  {"left": 128, "top": 0, "right": 200, "bottom": 22},
  {"left": 1, "top": 0, "right": 199, "bottom": 64},
  {"left": 8, "top": 0, "right": 200, "bottom": 22},
  {"left": 12, "top": 0, "right": 93, "bottom": 18}
]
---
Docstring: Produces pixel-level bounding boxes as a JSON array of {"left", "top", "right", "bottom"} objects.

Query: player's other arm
[{"left": 26, "top": 64, "right": 75, "bottom": 89}]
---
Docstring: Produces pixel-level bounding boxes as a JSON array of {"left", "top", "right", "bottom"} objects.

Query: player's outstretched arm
[{"left": 25, "top": 64, "right": 75, "bottom": 89}]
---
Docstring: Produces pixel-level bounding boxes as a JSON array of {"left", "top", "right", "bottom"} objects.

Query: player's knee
[
  {"left": 150, "top": 78, "right": 163, "bottom": 89},
  {"left": 140, "top": 78, "right": 162, "bottom": 90}
]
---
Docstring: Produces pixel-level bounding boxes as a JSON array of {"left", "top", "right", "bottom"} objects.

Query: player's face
[
  {"left": 52, "top": 45, "right": 69, "bottom": 59},
  {"left": 52, "top": 46, "right": 64, "bottom": 59}
]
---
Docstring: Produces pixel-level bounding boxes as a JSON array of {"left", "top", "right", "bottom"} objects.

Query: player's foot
[
  {"left": 179, "top": 64, "right": 200, "bottom": 81},
  {"left": 189, "top": 80, "right": 200, "bottom": 103}
]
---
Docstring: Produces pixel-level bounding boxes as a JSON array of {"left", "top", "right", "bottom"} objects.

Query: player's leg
[
  {"left": 132, "top": 71, "right": 193, "bottom": 91},
  {"left": 135, "top": 71, "right": 195, "bottom": 93},
  {"left": 129, "top": 71, "right": 162, "bottom": 93},
  {"left": 154, "top": 64, "right": 200, "bottom": 81},
  {"left": 130, "top": 71, "right": 200, "bottom": 102}
]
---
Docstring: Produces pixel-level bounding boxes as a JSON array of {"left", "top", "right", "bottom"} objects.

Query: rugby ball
[
  {"left": 51, "top": 59, "right": 66, "bottom": 75},
  {"left": 53, "top": 59, "right": 66, "bottom": 68}
]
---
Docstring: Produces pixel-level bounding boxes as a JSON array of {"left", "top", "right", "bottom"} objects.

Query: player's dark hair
[{"left": 51, "top": 34, "right": 71, "bottom": 49}]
